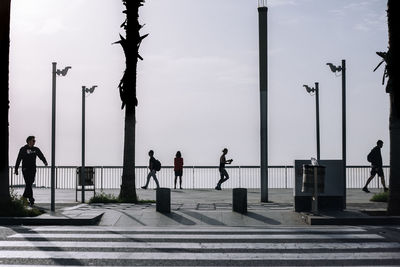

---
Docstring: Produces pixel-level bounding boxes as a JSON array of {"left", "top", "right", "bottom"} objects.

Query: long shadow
[
  {"left": 117, "top": 209, "right": 146, "bottom": 226},
  {"left": 180, "top": 210, "right": 225, "bottom": 226},
  {"left": 161, "top": 212, "right": 196, "bottom": 225},
  {"left": 245, "top": 211, "right": 281, "bottom": 225},
  {"left": 10, "top": 226, "right": 84, "bottom": 266}
]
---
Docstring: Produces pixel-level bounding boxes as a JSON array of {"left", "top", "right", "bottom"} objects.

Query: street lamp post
[
  {"left": 258, "top": 0, "right": 268, "bottom": 203},
  {"left": 303, "top": 82, "right": 320, "bottom": 161},
  {"left": 326, "top": 60, "right": 346, "bottom": 209},
  {"left": 81, "top": 85, "right": 97, "bottom": 203},
  {"left": 51, "top": 62, "right": 71, "bottom": 212}
]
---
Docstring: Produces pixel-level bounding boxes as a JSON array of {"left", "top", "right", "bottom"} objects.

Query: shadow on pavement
[
  {"left": 180, "top": 210, "right": 225, "bottom": 226},
  {"left": 245, "top": 211, "right": 281, "bottom": 225}
]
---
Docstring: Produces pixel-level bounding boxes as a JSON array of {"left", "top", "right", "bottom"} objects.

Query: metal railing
[{"left": 8, "top": 165, "right": 389, "bottom": 190}]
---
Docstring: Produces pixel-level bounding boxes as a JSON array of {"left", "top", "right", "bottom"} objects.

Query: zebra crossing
[{"left": 0, "top": 226, "right": 399, "bottom": 266}]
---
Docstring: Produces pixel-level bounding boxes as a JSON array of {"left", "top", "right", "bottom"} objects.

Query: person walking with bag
[
  {"left": 363, "top": 140, "right": 388, "bottom": 193},
  {"left": 141, "top": 150, "right": 160, "bottom": 189},
  {"left": 15, "top": 136, "right": 48, "bottom": 206},
  {"left": 174, "top": 151, "right": 184, "bottom": 189}
]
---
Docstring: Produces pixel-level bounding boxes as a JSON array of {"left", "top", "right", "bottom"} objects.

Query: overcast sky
[{"left": 9, "top": 0, "right": 388, "bottom": 167}]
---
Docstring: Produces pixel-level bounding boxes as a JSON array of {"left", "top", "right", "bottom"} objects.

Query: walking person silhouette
[
  {"left": 174, "top": 151, "right": 183, "bottom": 189},
  {"left": 363, "top": 140, "right": 388, "bottom": 193},
  {"left": 14, "top": 136, "right": 48, "bottom": 206},
  {"left": 141, "top": 150, "right": 160, "bottom": 189},
  {"left": 215, "top": 148, "right": 233, "bottom": 190}
]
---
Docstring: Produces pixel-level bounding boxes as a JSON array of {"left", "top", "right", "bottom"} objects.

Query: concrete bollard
[
  {"left": 232, "top": 188, "right": 247, "bottom": 214},
  {"left": 156, "top": 188, "right": 171, "bottom": 213}
]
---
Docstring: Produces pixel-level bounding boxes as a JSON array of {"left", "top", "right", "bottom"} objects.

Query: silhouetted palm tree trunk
[
  {"left": 0, "top": 0, "right": 11, "bottom": 204},
  {"left": 117, "top": 0, "right": 147, "bottom": 202},
  {"left": 387, "top": 0, "right": 400, "bottom": 215}
]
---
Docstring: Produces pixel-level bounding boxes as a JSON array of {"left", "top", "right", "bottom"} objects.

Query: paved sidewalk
[{"left": 1, "top": 188, "right": 397, "bottom": 226}]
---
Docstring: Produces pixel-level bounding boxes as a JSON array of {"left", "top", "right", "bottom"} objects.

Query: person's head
[
  {"left": 148, "top": 150, "right": 154, "bottom": 157},
  {"left": 222, "top": 148, "right": 228, "bottom": 155},
  {"left": 377, "top": 140, "right": 383, "bottom": 148},
  {"left": 176, "top": 151, "right": 181, "bottom": 158},
  {"left": 26, "top": 136, "right": 35, "bottom": 147}
]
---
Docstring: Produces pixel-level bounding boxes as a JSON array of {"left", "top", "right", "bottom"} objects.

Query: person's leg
[
  {"left": 216, "top": 171, "right": 224, "bottom": 189},
  {"left": 151, "top": 171, "right": 160, "bottom": 188},
  {"left": 221, "top": 169, "right": 229, "bottom": 183},
  {"left": 174, "top": 176, "right": 177, "bottom": 189},
  {"left": 380, "top": 175, "right": 388, "bottom": 191},
  {"left": 23, "top": 169, "right": 35, "bottom": 204},
  {"left": 179, "top": 176, "right": 182, "bottom": 189},
  {"left": 363, "top": 167, "right": 377, "bottom": 192},
  {"left": 142, "top": 172, "right": 152, "bottom": 189},
  {"left": 377, "top": 168, "right": 388, "bottom": 191}
]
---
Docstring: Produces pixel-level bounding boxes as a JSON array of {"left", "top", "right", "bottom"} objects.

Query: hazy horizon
[{"left": 9, "top": 0, "right": 389, "bottom": 167}]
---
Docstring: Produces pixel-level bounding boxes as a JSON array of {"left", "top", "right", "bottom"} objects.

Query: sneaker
[
  {"left": 29, "top": 198, "right": 35, "bottom": 206},
  {"left": 180, "top": 187, "right": 183, "bottom": 190},
  {"left": 141, "top": 186, "right": 147, "bottom": 190},
  {"left": 215, "top": 186, "right": 221, "bottom": 190},
  {"left": 362, "top": 187, "right": 370, "bottom": 193},
  {"left": 384, "top": 187, "right": 389, "bottom": 192}
]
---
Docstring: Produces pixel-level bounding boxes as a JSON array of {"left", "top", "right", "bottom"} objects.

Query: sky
[{"left": 9, "top": 0, "right": 389, "bottom": 167}]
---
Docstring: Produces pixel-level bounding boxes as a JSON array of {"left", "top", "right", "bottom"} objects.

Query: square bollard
[
  {"left": 233, "top": 188, "right": 247, "bottom": 214},
  {"left": 156, "top": 188, "right": 171, "bottom": 213}
]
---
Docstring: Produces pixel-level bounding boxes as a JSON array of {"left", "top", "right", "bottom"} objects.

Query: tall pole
[
  {"left": 315, "top": 82, "right": 320, "bottom": 162},
  {"left": 51, "top": 62, "right": 56, "bottom": 212},
  {"left": 81, "top": 87, "right": 86, "bottom": 203},
  {"left": 258, "top": 4, "right": 268, "bottom": 202},
  {"left": 342, "top": 59, "right": 346, "bottom": 209}
]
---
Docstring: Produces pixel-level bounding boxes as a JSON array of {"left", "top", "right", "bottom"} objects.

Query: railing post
[
  {"left": 55, "top": 167, "right": 58, "bottom": 189},
  {"left": 238, "top": 166, "right": 241, "bottom": 188},
  {"left": 285, "top": 165, "right": 287, "bottom": 189},
  {"left": 10, "top": 167, "right": 13, "bottom": 188},
  {"left": 101, "top": 166, "right": 103, "bottom": 191},
  {"left": 192, "top": 166, "right": 195, "bottom": 189}
]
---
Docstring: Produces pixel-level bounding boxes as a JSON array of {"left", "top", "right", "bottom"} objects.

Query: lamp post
[
  {"left": 303, "top": 82, "right": 320, "bottom": 161},
  {"left": 258, "top": 0, "right": 268, "bottom": 203},
  {"left": 326, "top": 60, "right": 346, "bottom": 209},
  {"left": 81, "top": 85, "right": 97, "bottom": 203},
  {"left": 51, "top": 63, "right": 71, "bottom": 212}
]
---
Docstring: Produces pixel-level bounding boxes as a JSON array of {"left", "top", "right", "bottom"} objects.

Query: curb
[
  {"left": 0, "top": 212, "right": 104, "bottom": 226},
  {"left": 300, "top": 213, "right": 400, "bottom": 225}
]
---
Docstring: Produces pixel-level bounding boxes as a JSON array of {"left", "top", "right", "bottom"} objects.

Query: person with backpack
[
  {"left": 141, "top": 150, "right": 160, "bottom": 189},
  {"left": 363, "top": 140, "right": 388, "bottom": 193},
  {"left": 174, "top": 151, "right": 184, "bottom": 189},
  {"left": 14, "top": 136, "right": 48, "bottom": 206},
  {"left": 215, "top": 148, "right": 233, "bottom": 190}
]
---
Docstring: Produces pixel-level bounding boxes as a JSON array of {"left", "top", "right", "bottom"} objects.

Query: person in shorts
[
  {"left": 363, "top": 140, "right": 388, "bottom": 193},
  {"left": 215, "top": 148, "right": 233, "bottom": 190}
]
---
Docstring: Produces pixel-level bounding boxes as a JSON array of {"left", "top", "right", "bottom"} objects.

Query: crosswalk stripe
[
  {"left": 0, "top": 240, "right": 398, "bottom": 249},
  {"left": 29, "top": 226, "right": 366, "bottom": 233},
  {"left": 8, "top": 233, "right": 383, "bottom": 239},
  {"left": 0, "top": 251, "right": 399, "bottom": 260}
]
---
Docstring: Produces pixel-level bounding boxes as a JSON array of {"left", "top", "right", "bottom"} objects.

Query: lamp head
[
  {"left": 326, "top": 63, "right": 341, "bottom": 73},
  {"left": 56, "top": 66, "right": 72, "bottom": 76},
  {"left": 303, "top": 84, "right": 315, "bottom": 93},
  {"left": 83, "top": 85, "right": 97, "bottom": 94}
]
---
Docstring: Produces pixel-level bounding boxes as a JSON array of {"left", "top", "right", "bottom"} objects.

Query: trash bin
[
  {"left": 77, "top": 167, "right": 95, "bottom": 186},
  {"left": 301, "top": 165, "right": 325, "bottom": 193}
]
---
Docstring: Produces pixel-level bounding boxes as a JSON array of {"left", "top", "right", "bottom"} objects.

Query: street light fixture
[
  {"left": 81, "top": 85, "right": 97, "bottom": 203},
  {"left": 303, "top": 82, "right": 320, "bottom": 161},
  {"left": 326, "top": 59, "right": 346, "bottom": 209},
  {"left": 51, "top": 62, "right": 71, "bottom": 212}
]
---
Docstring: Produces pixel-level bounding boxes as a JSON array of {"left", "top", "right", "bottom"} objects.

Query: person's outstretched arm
[{"left": 36, "top": 148, "right": 48, "bottom": 166}]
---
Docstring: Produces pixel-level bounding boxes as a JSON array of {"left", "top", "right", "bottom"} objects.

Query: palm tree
[
  {"left": 386, "top": 0, "right": 400, "bottom": 215},
  {"left": 117, "top": 0, "right": 148, "bottom": 202},
  {"left": 0, "top": 0, "right": 11, "bottom": 205}
]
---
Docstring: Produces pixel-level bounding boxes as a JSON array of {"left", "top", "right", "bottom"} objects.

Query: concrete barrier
[
  {"left": 156, "top": 188, "right": 171, "bottom": 213},
  {"left": 232, "top": 188, "right": 247, "bottom": 214}
]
